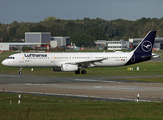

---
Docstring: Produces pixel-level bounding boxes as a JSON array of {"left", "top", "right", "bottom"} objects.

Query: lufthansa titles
[{"left": 24, "top": 54, "right": 47, "bottom": 57}]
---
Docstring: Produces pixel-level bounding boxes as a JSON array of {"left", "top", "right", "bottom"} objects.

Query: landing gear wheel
[
  {"left": 81, "top": 70, "right": 87, "bottom": 74},
  {"left": 75, "top": 70, "right": 80, "bottom": 74},
  {"left": 19, "top": 67, "right": 22, "bottom": 75},
  {"left": 19, "top": 71, "right": 22, "bottom": 75}
]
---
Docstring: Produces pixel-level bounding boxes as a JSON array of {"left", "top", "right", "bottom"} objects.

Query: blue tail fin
[
  {"left": 125, "top": 31, "right": 156, "bottom": 65},
  {"left": 133, "top": 31, "right": 156, "bottom": 54}
]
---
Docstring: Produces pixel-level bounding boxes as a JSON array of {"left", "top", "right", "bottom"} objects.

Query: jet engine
[{"left": 61, "top": 64, "right": 78, "bottom": 72}]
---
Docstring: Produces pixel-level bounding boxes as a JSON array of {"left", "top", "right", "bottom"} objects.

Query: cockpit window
[{"left": 7, "top": 57, "right": 15, "bottom": 59}]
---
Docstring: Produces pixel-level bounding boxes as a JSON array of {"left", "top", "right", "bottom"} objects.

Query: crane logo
[{"left": 141, "top": 41, "right": 152, "bottom": 52}]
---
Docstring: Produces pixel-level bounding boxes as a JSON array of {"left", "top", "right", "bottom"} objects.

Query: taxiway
[{"left": 1, "top": 74, "right": 163, "bottom": 102}]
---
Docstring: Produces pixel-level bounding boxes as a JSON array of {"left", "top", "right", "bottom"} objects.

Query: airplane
[{"left": 1, "top": 31, "right": 159, "bottom": 75}]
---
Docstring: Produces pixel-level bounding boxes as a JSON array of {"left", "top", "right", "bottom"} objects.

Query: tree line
[{"left": 0, "top": 17, "right": 163, "bottom": 47}]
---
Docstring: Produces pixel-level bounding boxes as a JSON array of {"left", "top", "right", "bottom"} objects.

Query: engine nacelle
[{"left": 61, "top": 64, "right": 78, "bottom": 72}]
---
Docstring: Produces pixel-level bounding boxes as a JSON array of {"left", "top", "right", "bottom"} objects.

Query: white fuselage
[
  {"left": 1, "top": 31, "right": 159, "bottom": 74},
  {"left": 2, "top": 52, "right": 133, "bottom": 68}
]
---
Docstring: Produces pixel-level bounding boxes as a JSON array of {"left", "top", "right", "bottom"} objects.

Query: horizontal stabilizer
[{"left": 141, "top": 54, "right": 160, "bottom": 59}]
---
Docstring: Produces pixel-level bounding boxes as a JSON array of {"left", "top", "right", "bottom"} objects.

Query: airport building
[
  {"left": 0, "top": 43, "right": 36, "bottom": 51},
  {"left": 0, "top": 32, "right": 71, "bottom": 51},
  {"left": 50, "top": 37, "right": 70, "bottom": 48},
  {"left": 94, "top": 40, "right": 129, "bottom": 50},
  {"left": 25, "top": 32, "right": 51, "bottom": 46},
  {"left": 106, "top": 40, "right": 129, "bottom": 50},
  {"left": 129, "top": 37, "right": 163, "bottom": 50},
  {"left": 94, "top": 40, "right": 107, "bottom": 50},
  {"left": 0, "top": 43, "right": 9, "bottom": 51},
  {"left": 2, "top": 32, "right": 163, "bottom": 52}
]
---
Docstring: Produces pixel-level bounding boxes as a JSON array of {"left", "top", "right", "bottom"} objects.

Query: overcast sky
[{"left": 0, "top": 0, "right": 162, "bottom": 24}]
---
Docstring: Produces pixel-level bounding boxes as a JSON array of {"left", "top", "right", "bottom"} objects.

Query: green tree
[
  {"left": 29, "top": 24, "right": 47, "bottom": 32},
  {"left": 43, "top": 16, "right": 58, "bottom": 22},
  {"left": 142, "top": 22, "right": 157, "bottom": 34},
  {"left": 85, "top": 27, "right": 106, "bottom": 40},
  {"left": 70, "top": 32, "right": 96, "bottom": 47},
  {"left": 9, "top": 26, "right": 16, "bottom": 38},
  {"left": 1, "top": 17, "right": 163, "bottom": 43},
  {"left": 105, "top": 22, "right": 116, "bottom": 38},
  {"left": 137, "top": 17, "right": 151, "bottom": 25}
]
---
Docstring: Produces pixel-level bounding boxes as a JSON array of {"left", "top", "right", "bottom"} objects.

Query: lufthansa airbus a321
[{"left": 1, "top": 31, "right": 159, "bottom": 75}]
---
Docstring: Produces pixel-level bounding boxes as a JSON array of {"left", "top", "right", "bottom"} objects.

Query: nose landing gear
[{"left": 19, "top": 68, "right": 22, "bottom": 75}]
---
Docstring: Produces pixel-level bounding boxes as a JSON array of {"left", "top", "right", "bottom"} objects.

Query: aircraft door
[
  {"left": 89, "top": 55, "right": 94, "bottom": 59},
  {"left": 19, "top": 54, "right": 24, "bottom": 63},
  {"left": 51, "top": 54, "right": 55, "bottom": 62}
]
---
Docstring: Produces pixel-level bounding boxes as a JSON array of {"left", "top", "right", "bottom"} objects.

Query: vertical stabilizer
[
  {"left": 125, "top": 31, "right": 156, "bottom": 65},
  {"left": 133, "top": 31, "right": 156, "bottom": 54}
]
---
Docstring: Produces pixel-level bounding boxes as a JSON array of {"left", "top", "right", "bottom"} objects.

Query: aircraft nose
[{"left": 1, "top": 60, "right": 7, "bottom": 66}]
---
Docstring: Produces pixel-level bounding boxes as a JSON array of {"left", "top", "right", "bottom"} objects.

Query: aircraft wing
[
  {"left": 56, "top": 58, "right": 106, "bottom": 67},
  {"left": 65, "top": 58, "right": 106, "bottom": 65}
]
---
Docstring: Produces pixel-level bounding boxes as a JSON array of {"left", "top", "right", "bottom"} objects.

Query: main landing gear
[
  {"left": 81, "top": 70, "right": 87, "bottom": 74},
  {"left": 75, "top": 69, "right": 87, "bottom": 74}
]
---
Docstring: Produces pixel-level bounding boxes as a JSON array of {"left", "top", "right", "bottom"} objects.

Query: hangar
[
  {"left": 0, "top": 32, "right": 71, "bottom": 51},
  {"left": 25, "top": 32, "right": 51, "bottom": 46},
  {"left": 0, "top": 32, "right": 51, "bottom": 51},
  {"left": 50, "top": 36, "right": 70, "bottom": 48}
]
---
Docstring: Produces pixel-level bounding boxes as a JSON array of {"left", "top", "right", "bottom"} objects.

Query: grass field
[
  {"left": 0, "top": 93, "right": 163, "bottom": 120},
  {"left": 1, "top": 51, "right": 163, "bottom": 82}
]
